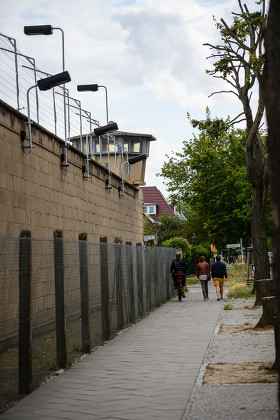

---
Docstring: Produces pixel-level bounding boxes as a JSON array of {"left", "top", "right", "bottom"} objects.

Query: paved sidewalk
[{"left": 2, "top": 284, "right": 222, "bottom": 420}]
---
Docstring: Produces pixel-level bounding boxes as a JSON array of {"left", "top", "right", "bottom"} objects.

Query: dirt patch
[
  {"left": 226, "top": 305, "right": 261, "bottom": 310},
  {"left": 219, "top": 324, "right": 274, "bottom": 334},
  {"left": 204, "top": 362, "right": 277, "bottom": 384}
]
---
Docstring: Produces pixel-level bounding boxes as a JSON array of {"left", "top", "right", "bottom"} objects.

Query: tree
[
  {"left": 204, "top": 0, "right": 270, "bottom": 280},
  {"left": 159, "top": 110, "right": 252, "bottom": 249},
  {"left": 162, "top": 237, "right": 191, "bottom": 259},
  {"left": 263, "top": 0, "right": 280, "bottom": 376},
  {"left": 145, "top": 213, "right": 186, "bottom": 245}
]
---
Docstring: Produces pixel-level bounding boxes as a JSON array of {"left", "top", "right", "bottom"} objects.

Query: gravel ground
[{"left": 183, "top": 295, "right": 279, "bottom": 420}]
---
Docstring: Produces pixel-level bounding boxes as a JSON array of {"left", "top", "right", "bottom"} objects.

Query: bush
[
  {"left": 227, "top": 282, "right": 255, "bottom": 299},
  {"left": 162, "top": 237, "right": 191, "bottom": 259},
  {"left": 190, "top": 244, "right": 211, "bottom": 261},
  {"left": 226, "top": 262, "right": 246, "bottom": 286}
]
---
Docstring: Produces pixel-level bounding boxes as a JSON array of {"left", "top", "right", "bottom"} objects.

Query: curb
[{"left": 182, "top": 302, "right": 224, "bottom": 419}]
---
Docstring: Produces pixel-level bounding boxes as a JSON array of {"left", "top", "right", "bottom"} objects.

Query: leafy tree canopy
[
  {"left": 159, "top": 109, "right": 252, "bottom": 249},
  {"left": 162, "top": 237, "right": 191, "bottom": 259},
  {"left": 152, "top": 213, "right": 186, "bottom": 244}
]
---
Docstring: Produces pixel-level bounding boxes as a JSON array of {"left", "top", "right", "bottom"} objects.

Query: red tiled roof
[{"left": 140, "top": 186, "right": 174, "bottom": 221}]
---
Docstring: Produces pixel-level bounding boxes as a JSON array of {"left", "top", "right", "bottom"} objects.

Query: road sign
[
  {"left": 226, "top": 243, "right": 240, "bottom": 249},
  {"left": 144, "top": 235, "right": 158, "bottom": 244}
]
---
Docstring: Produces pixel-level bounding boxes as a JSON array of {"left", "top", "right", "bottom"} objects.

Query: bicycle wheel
[{"left": 178, "top": 283, "right": 182, "bottom": 301}]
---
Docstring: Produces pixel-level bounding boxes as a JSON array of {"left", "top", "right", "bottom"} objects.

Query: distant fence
[{"left": 0, "top": 235, "right": 181, "bottom": 413}]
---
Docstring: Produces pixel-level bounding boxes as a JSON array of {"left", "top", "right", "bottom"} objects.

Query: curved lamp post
[
  {"left": 24, "top": 25, "right": 69, "bottom": 166},
  {"left": 77, "top": 84, "right": 115, "bottom": 168},
  {"left": 120, "top": 154, "right": 147, "bottom": 197},
  {"left": 82, "top": 122, "right": 119, "bottom": 181},
  {"left": 25, "top": 71, "right": 71, "bottom": 151},
  {"left": 77, "top": 84, "right": 108, "bottom": 123}
]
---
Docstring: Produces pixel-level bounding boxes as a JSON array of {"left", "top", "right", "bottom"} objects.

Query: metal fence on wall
[
  {"left": 0, "top": 236, "right": 177, "bottom": 413},
  {"left": 0, "top": 32, "right": 128, "bottom": 176}
]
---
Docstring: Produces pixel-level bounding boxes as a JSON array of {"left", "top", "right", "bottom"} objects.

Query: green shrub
[
  {"left": 162, "top": 237, "right": 191, "bottom": 259},
  {"left": 227, "top": 282, "right": 255, "bottom": 299}
]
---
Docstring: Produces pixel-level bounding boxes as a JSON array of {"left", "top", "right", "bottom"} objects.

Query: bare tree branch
[
  {"left": 227, "top": 118, "right": 246, "bottom": 128},
  {"left": 229, "top": 112, "right": 245, "bottom": 123},
  {"left": 208, "top": 90, "right": 239, "bottom": 98}
]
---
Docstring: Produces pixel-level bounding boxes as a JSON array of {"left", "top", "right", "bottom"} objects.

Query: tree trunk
[
  {"left": 263, "top": 0, "right": 280, "bottom": 386},
  {"left": 251, "top": 189, "right": 270, "bottom": 279},
  {"left": 256, "top": 296, "right": 277, "bottom": 328},
  {"left": 255, "top": 279, "right": 276, "bottom": 306}
]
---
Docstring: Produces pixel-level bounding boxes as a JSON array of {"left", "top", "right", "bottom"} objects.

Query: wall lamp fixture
[
  {"left": 24, "top": 25, "right": 53, "bottom": 35},
  {"left": 77, "top": 84, "right": 116, "bottom": 187},
  {"left": 77, "top": 84, "right": 98, "bottom": 92},
  {"left": 82, "top": 122, "right": 118, "bottom": 183},
  {"left": 77, "top": 83, "right": 108, "bottom": 122},
  {"left": 120, "top": 154, "right": 147, "bottom": 197},
  {"left": 24, "top": 71, "right": 71, "bottom": 152},
  {"left": 24, "top": 24, "right": 69, "bottom": 167},
  {"left": 94, "top": 122, "right": 118, "bottom": 137}
]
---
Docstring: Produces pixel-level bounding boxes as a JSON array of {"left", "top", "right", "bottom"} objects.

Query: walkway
[{"left": 1, "top": 285, "right": 223, "bottom": 419}]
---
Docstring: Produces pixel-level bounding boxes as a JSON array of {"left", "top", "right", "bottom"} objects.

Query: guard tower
[{"left": 71, "top": 130, "right": 156, "bottom": 186}]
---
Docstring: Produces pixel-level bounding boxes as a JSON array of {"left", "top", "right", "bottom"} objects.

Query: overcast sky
[{"left": 0, "top": 0, "right": 260, "bottom": 199}]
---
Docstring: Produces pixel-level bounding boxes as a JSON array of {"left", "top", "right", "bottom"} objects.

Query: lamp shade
[
  {"left": 24, "top": 25, "right": 53, "bottom": 35},
  {"left": 77, "top": 84, "right": 99, "bottom": 92},
  {"left": 37, "top": 71, "right": 71, "bottom": 91},
  {"left": 94, "top": 122, "right": 118, "bottom": 136},
  {"left": 128, "top": 154, "right": 147, "bottom": 165}
]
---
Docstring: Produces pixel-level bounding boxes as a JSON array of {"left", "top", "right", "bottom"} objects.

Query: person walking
[
  {"left": 170, "top": 251, "right": 187, "bottom": 297},
  {"left": 196, "top": 256, "right": 210, "bottom": 300},
  {"left": 211, "top": 254, "right": 227, "bottom": 301}
]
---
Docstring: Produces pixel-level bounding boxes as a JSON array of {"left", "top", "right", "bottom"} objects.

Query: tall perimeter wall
[{"left": 0, "top": 100, "right": 144, "bottom": 243}]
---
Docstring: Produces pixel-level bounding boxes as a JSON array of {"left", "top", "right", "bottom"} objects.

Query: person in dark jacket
[
  {"left": 170, "top": 252, "right": 187, "bottom": 297},
  {"left": 211, "top": 254, "right": 227, "bottom": 301}
]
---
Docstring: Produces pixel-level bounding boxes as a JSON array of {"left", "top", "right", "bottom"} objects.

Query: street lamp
[
  {"left": 93, "top": 122, "right": 118, "bottom": 137},
  {"left": 24, "top": 25, "right": 68, "bottom": 166},
  {"left": 120, "top": 154, "right": 147, "bottom": 197},
  {"left": 82, "top": 122, "right": 119, "bottom": 182},
  {"left": 77, "top": 84, "right": 117, "bottom": 187},
  {"left": 77, "top": 84, "right": 108, "bottom": 123},
  {"left": 24, "top": 71, "right": 71, "bottom": 152},
  {"left": 24, "top": 25, "right": 53, "bottom": 35}
]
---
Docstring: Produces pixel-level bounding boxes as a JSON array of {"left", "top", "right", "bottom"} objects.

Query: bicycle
[{"left": 174, "top": 274, "right": 184, "bottom": 302}]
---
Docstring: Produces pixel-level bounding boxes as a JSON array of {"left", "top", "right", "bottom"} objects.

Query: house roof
[{"left": 140, "top": 186, "right": 174, "bottom": 221}]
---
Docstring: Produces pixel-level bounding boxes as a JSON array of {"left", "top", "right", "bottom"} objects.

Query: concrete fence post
[
  {"left": 18, "top": 230, "right": 32, "bottom": 395},
  {"left": 79, "top": 233, "right": 90, "bottom": 353},
  {"left": 114, "top": 239, "right": 124, "bottom": 331},
  {"left": 100, "top": 236, "right": 110, "bottom": 341},
  {"left": 136, "top": 244, "right": 144, "bottom": 318},
  {"left": 126, "top": 242, "right": 135, "bottom": 324},
  {"left": 145, "top": 248, "right": 152, "bottom": 313},
  {"left": 53, "top": 230, "right": 67, "bottom": 368}
]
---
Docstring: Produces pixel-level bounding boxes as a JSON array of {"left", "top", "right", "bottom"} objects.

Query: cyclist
[{"left": 170, "top": 252, "right": 187, "bottom": 298}]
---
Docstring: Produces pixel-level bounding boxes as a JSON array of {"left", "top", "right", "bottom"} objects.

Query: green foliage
[
  {"left": 153, "top": 213, "right": 186, "bottom": 244},
  {"left": 223, "top": 304, "right": 233, "bottom": 310},
  {"left": 190, "top": 243, "right": 211, "bottom": 260},
  {"left": 208, "top": 3, "right": 266, "bottom": 83},
  {"left": 46, "top": 361, "right": 59, "bottom": 371},
  {"left": 162, "top": 237, "right": 191, "bottom": 259},
  {"left": 227, "top": 283, "right": 255, "bottom": 299},
  {"left": 159, "top": 110, "right": 252, "bottom": 248},
  {"left": 186, "top": 276, "right": 200, "bottom": 285}
]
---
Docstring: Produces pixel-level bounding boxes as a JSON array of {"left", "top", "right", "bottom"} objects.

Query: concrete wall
[{"left": 0, "top": 100, "right": 144, "bottom": 244}]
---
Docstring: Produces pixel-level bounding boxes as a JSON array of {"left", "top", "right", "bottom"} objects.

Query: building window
[
  {"left": 144, "top": 205, "right": 156, "bottom": 215},
  {"left": 123, "top": 137, "right": 142, "bottom": 154}
]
